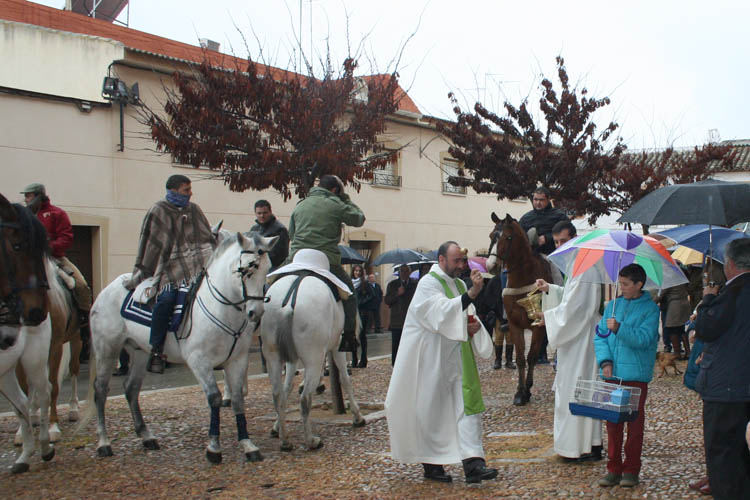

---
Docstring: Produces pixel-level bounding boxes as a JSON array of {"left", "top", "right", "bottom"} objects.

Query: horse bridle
[
  {"left": 205, "top": 249, "right": 269, "bottom": 313},
  {"left": 0, "top": 217, "right": 48, "bottom": 326},
  {"left": 488, "top": 225, "right": 512, "bottom": 263}
]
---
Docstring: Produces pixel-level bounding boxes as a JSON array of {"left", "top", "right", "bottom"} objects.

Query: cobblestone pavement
[{"left": 0, "top": 353, "right": 707, "bottom": 499}]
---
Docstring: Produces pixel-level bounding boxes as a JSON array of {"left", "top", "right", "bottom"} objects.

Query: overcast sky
[{"left": 37, "top": 0, "right": 750, "bottom": 149}]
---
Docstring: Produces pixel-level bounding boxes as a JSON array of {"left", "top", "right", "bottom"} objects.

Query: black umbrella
[
  {"left": 338, "top": 245, "right": 367, "bottom": 265},
  {"left": 372, "top": 249, "right": 427, "bottom": 266},
  {"left": 618, "top": 179, "right": 750, "bottom": 227}
]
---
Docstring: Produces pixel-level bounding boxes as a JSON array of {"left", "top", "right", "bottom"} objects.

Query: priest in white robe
[
  {"left": 386, "top": 241, "right": 496, "bottom": 484},
  {"left": 537, "top": 275, "right": 603, "bottom": 460}
]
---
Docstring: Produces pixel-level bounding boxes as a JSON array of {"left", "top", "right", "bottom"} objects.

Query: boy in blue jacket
[{"left": 594, "top": 264, "right": 660, "bottom": 488}]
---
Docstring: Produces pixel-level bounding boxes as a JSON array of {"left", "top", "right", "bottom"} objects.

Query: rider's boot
[
  {"left": 147, "top": 346, "right": 166, "bottom": 374},
  {"left": 339, "top": 331, "right": 358, "bottom": 353}
]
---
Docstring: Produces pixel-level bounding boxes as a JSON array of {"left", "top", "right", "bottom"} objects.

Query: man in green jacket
[{"left": 288, "top": 174, "right": 365, "bottom": 351}]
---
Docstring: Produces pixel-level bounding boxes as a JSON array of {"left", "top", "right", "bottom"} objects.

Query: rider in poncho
[{"left": 125, "top": 175, "right": 216, "bottom": 373}]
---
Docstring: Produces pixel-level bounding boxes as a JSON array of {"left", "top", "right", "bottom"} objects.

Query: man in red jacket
[{"left": 22, "top": 183, "right": 92, "bottom": 355}]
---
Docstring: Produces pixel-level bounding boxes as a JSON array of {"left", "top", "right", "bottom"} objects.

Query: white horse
[
  {"left": 261, "top": 254, "right": 365, "bottom": 451},
  {"left": 86, "top": 231, "right": 276, "bottom": 463}
]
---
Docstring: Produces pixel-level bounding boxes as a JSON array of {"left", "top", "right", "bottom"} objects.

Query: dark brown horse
[{"left": 486, "top": 213, "right": 557, "bottom": 406}]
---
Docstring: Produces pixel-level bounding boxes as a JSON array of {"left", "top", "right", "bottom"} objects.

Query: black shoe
[
  {"left": 358, "top": 360, "right": 368, "bottom": 368},
  {"left": 493, "top": 358, "right": 502, "bottom": 370},
  {"left": 338, "top": 332, "right": 358, "bottom": 352},
  {"left": 505, "top": 361, "right": 516, "bottom": 369},
  {"left": 423, "top": 466, "right": 452, "bottom": 483},
  {"left": 537, "top": 357, "right": 550, "bottom": 365},
  {"left": 465, "top": 466, "right": 498, "bottom": 484},
  {"left": 112, "top": 366, "right": 129, "bottom": 377},
  {"left": 147, "top": 353, "right": 165, "bottom": 374}
]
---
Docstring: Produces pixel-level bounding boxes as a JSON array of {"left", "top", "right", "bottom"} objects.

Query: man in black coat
[
  {"left": 695, "top": 238, "right": 750, "bottom": 500},
  {"left": 249, "top": 199, "right": 289, "bottom": 271},
  {"left": 249, "top": 199, "right": 289, "bottom": 372},
  {"left": 518, "top": 186, "right": 570, "bottom": 256}
]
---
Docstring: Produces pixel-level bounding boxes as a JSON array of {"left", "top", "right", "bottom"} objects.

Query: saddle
[{"left": 275, "top": 270, "right": 341, "bottom": 310}]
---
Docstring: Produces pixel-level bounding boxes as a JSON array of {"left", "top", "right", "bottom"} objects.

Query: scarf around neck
[{"left": 166, "top": 190, "right": 190, "bottom": 208}]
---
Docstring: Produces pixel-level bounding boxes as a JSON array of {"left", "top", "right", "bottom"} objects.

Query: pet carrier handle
[{"left": 601, "top": 375, "right": 624, "bottom": 385}]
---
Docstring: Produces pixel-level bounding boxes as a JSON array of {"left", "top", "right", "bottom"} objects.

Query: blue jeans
[{"left": 150, "top": 288, "right": 178, "bottom": 353}]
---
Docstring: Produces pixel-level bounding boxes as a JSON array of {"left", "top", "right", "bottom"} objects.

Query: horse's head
[
  {"left": 0, "top": 194, "right": 49, "bottom": 326},
  {"left": 486, "top": 212, "right": 530, "bottom": 273},
  {"left": 232, "top": 231, "right": 278, "bottom": 321}
]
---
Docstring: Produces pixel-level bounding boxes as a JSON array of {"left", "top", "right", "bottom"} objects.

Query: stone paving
[{"left": 0, "top": 353, "right": 708, "bottom": 499}]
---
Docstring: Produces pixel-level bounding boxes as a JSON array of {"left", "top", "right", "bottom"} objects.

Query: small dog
[{"left": 656, "top": 352, "right": 682, "bottom": 378}]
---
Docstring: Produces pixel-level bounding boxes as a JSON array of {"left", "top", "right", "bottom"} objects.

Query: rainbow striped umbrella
[{"left": 548, "top": 229, "right": 688, "bottom": 290}]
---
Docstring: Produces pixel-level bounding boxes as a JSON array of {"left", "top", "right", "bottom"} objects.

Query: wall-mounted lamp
[{"left": 101, "top": 77, "right": 140, "bottom": 151}]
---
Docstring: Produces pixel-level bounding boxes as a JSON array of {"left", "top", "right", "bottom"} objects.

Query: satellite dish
[{"left": 69, "top": 0, "right": 129, "bottom": 25}]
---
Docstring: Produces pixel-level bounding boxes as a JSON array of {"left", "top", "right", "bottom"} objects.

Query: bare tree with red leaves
[
  {"left": 141, "top": 55, "right": 403, "bottom": 200},
  {"left": 598, "top": 143, "right": 737, "bottom": 220},
  {"left": 437, "top": 56, "right": 626, "bottom": 223}
]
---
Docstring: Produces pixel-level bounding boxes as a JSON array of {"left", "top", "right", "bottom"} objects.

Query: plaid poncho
[{"left": 124, "top": 199, "right": 216, "bottom": 292}]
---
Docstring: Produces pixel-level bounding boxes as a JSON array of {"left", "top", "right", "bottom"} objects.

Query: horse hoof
[
  {"left": 206, "top": 450, "right": 222, "bottom": 464},
  {"left": 270, "top": 428, "right": 279, "bottom": 438},
  {"left": 49, "top": 429, "right": 61, "bottom": 443},
  {"left": 221, "top": 399, "right": 231, "bottom": 408},
  {"left": 97, "top": 445, "right": 114, "bottom": 457},
  {"left": 353, "top": 418, "right": 366, "bottom": 428},
  {"left": 316, "top": 384, "right": 326, "bottom": 395},
  {"left": 11, "top": 462, "right": 29, "bottom": 474},
  {"left": 280, "top": 443, "right": 293, "bottom": 452},
  {"left": 307, "top": 437, "right": 323, "bottom": 450},
  {"left": 513, "top": 394, "right": 525, "bottom": 406},
  {"left": 42, "top": 447, "right": 55, "bottom": 462},
  {"left": 143, "top": 439, "right": 160, "bottom": 450},
  {"left": 246, "top": 450, "right": 264, "bottom": 462}
]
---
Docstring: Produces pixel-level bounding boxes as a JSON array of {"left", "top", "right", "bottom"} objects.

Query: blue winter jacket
[{"left": 594, "top": 293, "right": 660, "bottom": 383}]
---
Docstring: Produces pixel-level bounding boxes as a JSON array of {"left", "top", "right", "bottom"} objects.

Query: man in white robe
[
  {"left": 386, "top": 241, "right": 496, "bottom": 484},
  {"left": 535, "top": 220, "right": 603, "bottom": 461}
]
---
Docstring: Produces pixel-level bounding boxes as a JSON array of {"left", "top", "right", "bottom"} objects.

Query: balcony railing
[
  {"left": 442, "top": 181, "right": 467, "bottom": 195},
  {"left": 372, "top": 172, "right": 402, "bottom": 187}
]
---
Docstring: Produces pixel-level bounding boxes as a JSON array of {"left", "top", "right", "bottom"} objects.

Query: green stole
[{"left": 429, "top": 272, "right": 485, "bottom": 416}]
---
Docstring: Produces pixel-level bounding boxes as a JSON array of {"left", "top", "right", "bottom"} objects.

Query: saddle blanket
[{"left": 120, "top": 287, "right": 189, "bottom": 332}]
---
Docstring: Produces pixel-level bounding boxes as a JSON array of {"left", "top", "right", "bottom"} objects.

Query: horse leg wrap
[
  {"left": 209, "top": 406, "right": 221, "bottom": 437},
  {"left": 236, "top": 414, "right": 249, "bottom": 441}
]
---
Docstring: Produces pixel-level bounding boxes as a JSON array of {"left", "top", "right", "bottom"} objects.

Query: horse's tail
[
  {"left": 58, "top": 342, "right": 70, "bottom": 382},
  {"left": 277, "top": 308, "right": 298, "bottom": 364}
]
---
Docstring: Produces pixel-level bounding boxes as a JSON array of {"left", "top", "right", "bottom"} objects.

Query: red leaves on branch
[
  {"left": 600, "top": 143, "right": 737, "bottom": 216},
  {"left": 145, "top": 56, "right": 400, "bottom": 200},
  {"left": 437, "top": 57, "right": 625, "bottom": 223}
]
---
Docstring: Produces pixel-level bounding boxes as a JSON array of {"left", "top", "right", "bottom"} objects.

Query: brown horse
[
  {"left": 12, "top": 219, "right": 83, "bottom": 443},
  {"left": 486, "top": 213, "right": 557, "bottom": 406},
  {"left": 0, "top": 194, "right": 56, "bottom": 472}
]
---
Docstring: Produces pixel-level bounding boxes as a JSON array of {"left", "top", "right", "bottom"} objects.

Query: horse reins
[{"left": 196, "top": 250, "right": 269, "bottom": 367}]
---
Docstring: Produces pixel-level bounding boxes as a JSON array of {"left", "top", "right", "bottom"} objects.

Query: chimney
[{"left": 199, "top": 38, "right": 220, "bottom": 52}]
